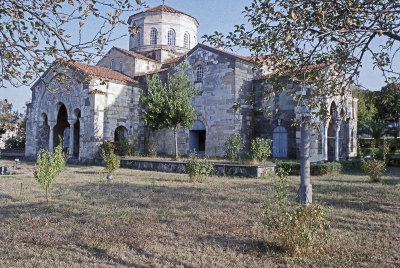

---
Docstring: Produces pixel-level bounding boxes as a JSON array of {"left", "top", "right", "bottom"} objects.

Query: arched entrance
[
  {"left": 114, "top": 126, "right": 128, "bottom": 142},
  {"left": 273, "top": 126, "right": 288, "bottom": 158},
  {"left": 37, "top": 113, "right": 50, "bottom": 151},
  {"left": 189, "top": 120, "right": 206, "bottom": 154},
  {"left": 73, "top": 109, "right": 81, "bottom": 158},
  {"left": 53, "top": 103, "right": 69, "bottom": 150}
]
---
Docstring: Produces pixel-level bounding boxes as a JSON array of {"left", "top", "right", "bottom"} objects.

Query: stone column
[
  {"left": 334, "top": 119, "right": 341, "bottom": 162},
  {"left": 48, "top": 121, "right": 56, "bottom": 152},
  {"left": 68, "top": 119, "right": 77, "bottom": 157},
  {"left": 298, "top": 117, "right": 312, "bottom": 205},
  {"left": 322, "top": 119, "right": 329, "bottom": 161}
]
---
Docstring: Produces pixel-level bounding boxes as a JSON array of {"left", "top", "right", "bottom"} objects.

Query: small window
[
  {"left": 150, "top": 28, "right": 158, "bottom": 45},
  {"left": 119, "top": 62, "right": 123, "bottom": 72},
  {"left": 168, "top": 29, "right": 176, "bottom": 46},
  {"left": 196, "top": 66, "right": 204, "bottom": 82},
  {"left": 110, "top": 60, "right": 115, "bottom": 70},
  {"left": 184, "top": 32, "right": 190, "bottom": 49},
  {"left": 137, "top": 31, "right": 141, "bottom": 46}
]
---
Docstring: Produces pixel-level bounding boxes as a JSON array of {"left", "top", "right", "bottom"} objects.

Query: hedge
[{"left": 276, "top": 161, "right": 343, "bottom": 176}]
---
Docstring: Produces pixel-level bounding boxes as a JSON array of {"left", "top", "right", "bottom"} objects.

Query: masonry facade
[{"left": 25, "top": 4, "right": 358, "bottom": 162}]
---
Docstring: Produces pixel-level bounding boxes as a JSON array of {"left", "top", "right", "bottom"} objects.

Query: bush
[
  {"left": 340, "top": 159, "right": 363, "bottom": 172},
  {"left": 388, "top": 138, "right": 400, "bottom": 153},
  {"left": 98, "top": 141, "right": 115, "bottom": 156},
  {"left": 33, "top": 144, "right": 66, "bottom": 203},
  {"left": 276, "top": 161, "right": 342, "bottom": 176},
  {"left": 5, "top": 136, "right": 25, "bottom": 148},
  {"left": 359, "top": 140, "right": 388, "bottom": 182},
  {"left": 225, "top": 133, "right": 244, "bottom": 162},
  {"left": 115, "top": 138, "right": 133, "bottom": 156},
  {"left": 265, "top": 167, "right": 331, "bottom": 256},
  {"left": 311, "top": 162, "right": 342, "bottom": 176},
  {"left": 101, "top": 148, "right": 120, "bottom": 174},
  {"left": 185, "top": 152, "right": 214, "bottom": 182},
  {"left": 250, "top": 138, "right": 272, "bottom": 163},
  {"left": 147, "top": 142, "right": 157, "bottom": 157}
]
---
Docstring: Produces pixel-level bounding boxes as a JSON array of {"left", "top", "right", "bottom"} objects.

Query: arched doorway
[
  {"left": 114, "top": 126, "right": 128, "bottom": 142},
  {"left": 189, "top": 120, "right": 206, "bottom": 154},
  {"left": 327, "top": 102, "right": 338, "bottom": 161},
  {"left": 273, "top": 126, "right": 288, "bottom": 158},
  {"left": 73, "top": 109, "right": 81, "bottom": 158},
  {"left": 53, "top": 103, "right": 69, "bottom": 150},
  {"left": 37, "top": 113, "right": 50, "bottom": 151}
]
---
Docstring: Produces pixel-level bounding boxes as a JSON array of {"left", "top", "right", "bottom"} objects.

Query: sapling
[{"left": 33, "top": 144, "right": 66, "bottom": 203}]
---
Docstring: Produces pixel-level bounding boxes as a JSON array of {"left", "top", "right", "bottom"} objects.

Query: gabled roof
[
  {"left": 70, "top": 61, "right": 139, "bottom": 84},
  {"left": 253, "top": 63, "right": 329, "bottom": 81},
  {"left": 113, "top": 47, "right": 159, "bottom": 63},
  {"left": 128, "top": 4, "right": 199, "bottom": 25}
]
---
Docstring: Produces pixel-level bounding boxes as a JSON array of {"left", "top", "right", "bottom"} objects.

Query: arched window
[
  {"left": 184, "top": 32, "right": 190, "bottom": 49},
  {"left": 119, "top": 62, "right": 123, "bottom": 72},
  {"left": 150, "top": 28, "right": 158, "bottom": 45},
  {"left": 110, "top": 60, "right": 115, "bottom": 70},
  {"left": 168, "top": 29, "right": 176, "bottom": 46},
  {"left": 137, "top": 31, "right": 141, "bottom": 46},
  {"left": 196, "top": 66, "right": 204, "bottom": 82}
]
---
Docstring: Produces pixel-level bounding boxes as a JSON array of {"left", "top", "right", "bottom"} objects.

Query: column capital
[
  {"left": 68, "top": 119, "right": 77, "bottom": 125},
  {"left": 48, "top": 120, "right": 57, "bottom": 128}
]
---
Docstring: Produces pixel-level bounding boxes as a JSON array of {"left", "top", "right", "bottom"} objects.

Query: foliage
[
  {"left": 101, "top": 147, "right": 120, "bottom": 174},
  {"left": 185, "top": 152, "right": 214, "bottom": 182},
  {"left": 340, "top": 159, "right": 363, "bottom": 172},
  {"left": 33, "top": 144, "right": 66, "bottom": 203},
  {"left": 147, "top": 142, "right": 158, "bottom": 157},
  {"left": 4, "top": 136, "right": 26, "bottom": 149},
  {"left": 379, "top": 83, "right": 400, "bottom": 137},
  {"left": 115, "top": 138, "right": 133, "bottom": 156},
  {"left": 224, "top": 133, "right": 244, "bottom": 162},
  {"left": 359, "top": 120, "right": 388, "bottom": 146},
  {"left": 0, "top": 99, "right": 18, "bottom": 136},
  {"left": 142, "top": 61, "right": 201, "bottom": 159},
  {"left": 0, "top": 0, "right": 144, "bottom": 87},
  {"left": 250, "top": 138, "right": 272, "bottom": 163},
  {"left": 277, "top": 161, "right": 342, "bottom": 176},
  {"left": 265, "top": 167, "right": 331, "bottom": 256},
  {"left": 359, "top": 140, "right": 389, "bottom": 182}
]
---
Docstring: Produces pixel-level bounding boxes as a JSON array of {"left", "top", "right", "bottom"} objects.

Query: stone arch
[
  {"left": 53, "top": 102, "right": 69, "bottom": 150},
  {"left": 273, "top": 126, "right": 288, "bottom": 158},
  {"left": 114, "top": 126, "right": 128, "bottom": 142},
  {"left": 189, "top": 120, "right": 206, "bottom": 154},
  {"left": 37, "top": 113, "right": 50, "bottom": 152}
]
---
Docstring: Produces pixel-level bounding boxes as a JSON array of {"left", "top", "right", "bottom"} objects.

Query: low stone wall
[{"left": 119, "top": 158, "right": 275, "bottom": 178}]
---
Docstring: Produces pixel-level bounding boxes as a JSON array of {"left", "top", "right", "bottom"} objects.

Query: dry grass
[{"left": 0, "top": 159, "right": 399, "bottom": 267}]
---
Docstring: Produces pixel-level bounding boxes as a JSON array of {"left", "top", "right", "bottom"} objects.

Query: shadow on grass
[{"left": 199, "top": 235, "right": 285, "bottom": 256}]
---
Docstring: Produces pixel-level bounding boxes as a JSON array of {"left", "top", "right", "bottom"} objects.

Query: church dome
[{"left": 128, "top": 4, "right": 199, "bottom": 61}]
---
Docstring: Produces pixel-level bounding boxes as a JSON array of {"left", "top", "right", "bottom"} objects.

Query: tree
[
  {"left": 353, "top": 89, "right": 378, "bottom": 124},
  {"left": 33, "top": 144, "right": 66, "bottom": 203},
  {"left": 0, "top": 99, "right": 18, "bottom": 136},
  {"left": 204, "top": 0, "right": 400, "bottom": 204},
  {"left": 141, "top": 63, "right": 200, "bottom": 159},
  {"left": 379, "top": 83, "right": 400, "bottom": 137},
  {"left": 360, "top": 120, "right": 387, "bottom": 146},
  {"left": 0, "top": 0, "right": 144, "bottom": 87}
]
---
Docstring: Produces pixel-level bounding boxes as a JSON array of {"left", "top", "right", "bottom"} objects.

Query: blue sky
[{"left": 0, "top": 0, "right": 391, "bottom": 112}]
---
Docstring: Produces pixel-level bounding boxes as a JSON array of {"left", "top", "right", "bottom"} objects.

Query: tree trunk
[
  {"left": 298, "top": 119, "right": 312, "bottom": 205},
  {"left": 174, "top": 127, "right": 178, "bottom": 160}
]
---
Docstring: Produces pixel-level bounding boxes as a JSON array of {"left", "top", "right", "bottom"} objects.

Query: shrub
[
  {"left": 250, "top": 138, "right": 272, "bottom": 163},
  {"left": 311, "top": 162, "right": 342, "bottom": 176},
  {"left": 115, "top": 138, "right": 133, "bottom": 156},
  {"left": 147, "top": 142, "right": 157, "bottom": 157},
  {"left": 5, "top": 136, "right": 26, "bottom": 148},
  {"left": 225, "top": 133, "right": 244, "bottom": 162},
  {"left": 33, "top": 144, "right": 67, "bottom": 203},
  {"left": 185, "top": 152, "right": 214, "bottom": 182},
  {"left": 265, "top": 167, "right": 331, "bottom": 256},
  {"left": 388, "top": 138, "right": 400, "bottom": 153},
  {"left": 276, "top": 161, "right": 342, "bottom": 176},
  {"left": 98, "top": 141, "right": 116, "bottom": 156},
  {"left": 359, "top": 140, "right": 388, "bottom": 182},
  {"left": 101, "top": 148, "right": 120, "bottom": 174},
  {"left": 340, "top": 159, "right": 363, "bottom": 172}
]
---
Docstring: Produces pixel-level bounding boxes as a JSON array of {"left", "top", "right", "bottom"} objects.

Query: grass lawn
[{"left": 0, "top": 159, "right": 399, "bottom": 267}]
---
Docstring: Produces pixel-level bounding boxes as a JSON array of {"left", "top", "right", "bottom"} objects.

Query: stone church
[{"left": 25, "top": 4, "right": 358, "bottom": 162}]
